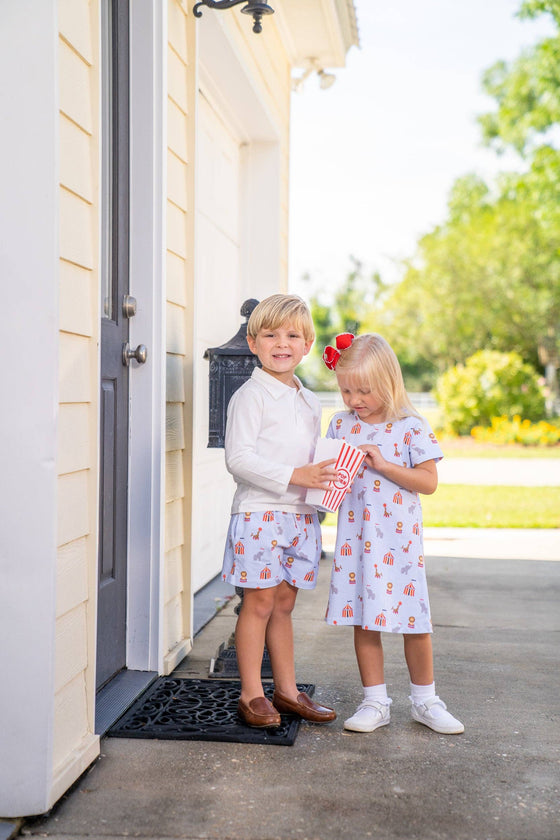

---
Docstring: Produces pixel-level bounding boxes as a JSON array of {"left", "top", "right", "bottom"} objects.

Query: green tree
[
  {"left": 480, "top": 0, "right": 560, "bottom": 155},
  {"left": 384, "top": 0, "right": 560, "bottom": 412},
  {"left": 384, "top": 175, "right": 498, "bottom": 373},
  {"left": 298, "top": 258, "right": 387, "bottom": 390},
  {"left": 384, "top": 163, "right": 560, "bottom": 399},
  {"left": 299, "top": 1, "right": 560, "bottom": 410},
  {"left": 478, "top": 0, "right": 560, "bottom": 410}
]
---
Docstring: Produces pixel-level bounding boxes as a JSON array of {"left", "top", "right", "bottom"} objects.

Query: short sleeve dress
[{"left": 325, "top": 411, "right": 443, "bottom": 634}]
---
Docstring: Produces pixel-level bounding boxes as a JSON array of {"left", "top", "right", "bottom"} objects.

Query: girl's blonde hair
[
  {"left": 247, "top": 294, "right": 315, "bottom": 342},
  {"left": 336, "top": 334, "right": 420, "bottom": 422}
]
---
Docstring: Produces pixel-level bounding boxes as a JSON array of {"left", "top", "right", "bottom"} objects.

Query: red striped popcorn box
[{"left": 305, "top": 438, "right": 366, "bottom": 513}]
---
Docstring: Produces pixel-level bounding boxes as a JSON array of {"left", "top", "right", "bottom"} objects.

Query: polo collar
[{"left": 252, "top": 366, "right": 306, "bottom": 400}]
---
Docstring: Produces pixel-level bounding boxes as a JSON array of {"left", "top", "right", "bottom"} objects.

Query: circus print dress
[{"left": 325, "top": 411, "right": 443, "bottom": 634}]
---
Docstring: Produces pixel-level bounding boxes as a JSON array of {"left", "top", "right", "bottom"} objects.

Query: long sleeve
[
  {"left": 225, "top": 386, "right": 293, "bottom": 495},
  {"left": 224, "top": 369, "right": 321, "bottom": 514}
]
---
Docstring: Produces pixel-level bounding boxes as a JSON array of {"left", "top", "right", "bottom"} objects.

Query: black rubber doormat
[{"left": 107, "top": 678, "right": 315, "bottom": 746}]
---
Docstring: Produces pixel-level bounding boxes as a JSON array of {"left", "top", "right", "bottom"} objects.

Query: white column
[
  {"left": 0, "top": 0, "right": 58, "bottom": 816},
  {"left": 0, "top": 0, "right": 60, "bottom": 817},
  {"left": 127, "top": 0, "right": 167, "bottom": 672}
]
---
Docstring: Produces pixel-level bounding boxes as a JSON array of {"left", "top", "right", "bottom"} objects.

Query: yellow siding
[
  {"left": 168, "top": 0, "right": 188, "bottom": 61},
  {"left": 57, "top": 472, "right": 90, "bottom": 547},
  {"left": 167, "top": 203, "right": 189, "bottom": 260},
  {"left": 53, "top": 674, "right": 90, "bottom": 771},
  {"left": 166, "top": 451, "right": 184, "bottom": 500},
  {"left": 168, "top": 48, "right": 189, "bottom": 111},
  {"left": 56, "top": 538, "right": 89, "bottom": 618},
  {"left": 60, "top": 115, "right": 94, "bottom": 202},
  {"left": 59, "top": 188, "right": 95, "bottom": 269},
  {"left": 168, "top": 151, "right": 189, "bottom": 213},
  {"left": 59, "top": 261, "right": 94, "bottom": 337},
  {"left": 162, "top": 0, "right": 196, "bottom": 672},
  {"left": 166, "top": 354, "right": 186, "bottom": 402},
  {"left": 59, "top": 333, "right": 93, "bottom": 403},
  {"left": 54, "top": 606, "right": 88, "bottom": 691},
  {"left": 53, "top": 0, "right": 99, "bottom": 785},
  {"left": 59, "top": 38, "right": 93, "bottom": 134},
  {"left": 58, "top": 0, "right": 94, "bottom": 64},
  {"left": 167, "top": 250, "right": 188, "bottom": 306}
]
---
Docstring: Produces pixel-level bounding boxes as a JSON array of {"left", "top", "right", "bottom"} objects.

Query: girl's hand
[
  {"left": 359, "top": 445, "right": 439, "bottom": 495},
  {"left": 358, "top": 444, "right": 386, "bottom": 472},
  {"left": 290, "top": 458, "right": 338, "bottom": 490}
]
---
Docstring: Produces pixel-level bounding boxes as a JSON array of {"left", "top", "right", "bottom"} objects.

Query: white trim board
[
  {"left": 0, "top": 0, "right": 60, "bottom": 816},
  {"left": 126, "top": 0, "right": 167, "bottom": 674}
]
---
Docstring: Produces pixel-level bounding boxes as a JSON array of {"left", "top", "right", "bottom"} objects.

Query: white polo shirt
[{"left": 225, "top": 366, "right": 321, "bottom": 514}]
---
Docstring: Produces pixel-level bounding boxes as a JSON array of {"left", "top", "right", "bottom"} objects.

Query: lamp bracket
[{"left": 193, "top": 0, "right": 274, "bottom": 34}]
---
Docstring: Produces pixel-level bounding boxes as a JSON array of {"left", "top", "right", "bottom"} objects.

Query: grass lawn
[
  {"left": 322, "top": 485, "right": 560, "bottom": 529},
  {"left": 421, "top": 484, "right": 560, "bottom": 528}
]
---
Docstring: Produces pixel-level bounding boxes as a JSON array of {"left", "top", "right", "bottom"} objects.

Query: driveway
[{"left": 23, "top": 544, "right": 560, "bottom": 840}]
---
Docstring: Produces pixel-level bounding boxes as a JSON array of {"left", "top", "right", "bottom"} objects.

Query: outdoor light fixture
[
  {"left": 193, "top": 0, "right": 275, "bottom": 34},
  {"left": 292, "top": 59, "right": 337, "bottom": 92},
  {"left": 318, "top": 69, "right": 336, "bottom": 90}
]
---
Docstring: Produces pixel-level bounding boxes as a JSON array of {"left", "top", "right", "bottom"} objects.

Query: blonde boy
[{"left": 222, "top": 294, "right": 337, "bottom": 728}]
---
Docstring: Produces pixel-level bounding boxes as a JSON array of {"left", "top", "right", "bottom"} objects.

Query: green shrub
[{"left": 435, "top": 350, "right": 546, "bottom": 435}]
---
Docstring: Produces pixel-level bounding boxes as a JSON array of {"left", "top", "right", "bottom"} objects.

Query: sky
[{"left": 288, "top": 0, "right": 555, "bottom": 298}]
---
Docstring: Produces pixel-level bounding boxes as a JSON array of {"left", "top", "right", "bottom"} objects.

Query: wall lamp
[
  {"left": 292, "top": 59, "right": 337, "bottom": 92},
  {"left": 193, "top": 0, "right": 275, "bottom": 34}
]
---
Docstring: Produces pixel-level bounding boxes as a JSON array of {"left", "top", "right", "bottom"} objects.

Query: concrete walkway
[
  {"left": 424, "top": 527, "right": 560, "bottom": 561},
  {"left": 22, "top": 532, "right": 560, "bottom": 840},
  {"left": 322, "top": 526, "right": 560, "bottom": 562}
]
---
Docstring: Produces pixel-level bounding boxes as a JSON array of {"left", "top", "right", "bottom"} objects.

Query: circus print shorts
[{"left": 222, "top": 510, "right": 322, "bottom": 590}]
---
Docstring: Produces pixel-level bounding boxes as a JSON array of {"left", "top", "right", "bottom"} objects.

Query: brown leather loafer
[
  {"left": 237, "top": 696, "right": 281, "bottom": 729},
  {"left": 272, "top": 690, "right": 336, "bottom": 723}
]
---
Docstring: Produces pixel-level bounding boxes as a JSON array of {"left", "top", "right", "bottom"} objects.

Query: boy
[{"left": 222, "top": 294, "right": 338, "bottom": 728}]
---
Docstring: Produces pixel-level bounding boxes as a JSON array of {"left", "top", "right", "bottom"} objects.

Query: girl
[{"left": 322, "top": 333, "right": 463, "bottom": 734}]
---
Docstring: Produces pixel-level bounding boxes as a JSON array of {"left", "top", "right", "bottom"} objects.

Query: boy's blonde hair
[
  {"left": 336, "top": 333, "right": 420, "bottom": 422},
  {"left": 247, "top": 294, "right": 315, "bottom": 342}
]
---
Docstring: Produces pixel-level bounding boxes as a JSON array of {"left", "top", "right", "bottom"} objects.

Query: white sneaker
[
  {"left": 343, "top": 699, "right": 392, "bottom": 733},
  {"left": 410, "top": 696, "right": 464, "bottom": 734}
]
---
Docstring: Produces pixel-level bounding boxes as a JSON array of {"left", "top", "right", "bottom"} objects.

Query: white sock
[
  {"left": 410, "top": 681, "right": 436, "bottom": 706},
  {"left": 363, "top": 683, "right": 390, "bottom": 705}
]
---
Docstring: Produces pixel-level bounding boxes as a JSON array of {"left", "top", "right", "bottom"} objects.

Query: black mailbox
[{"left": 204, "top": 298, "right": 261, "bottom": 448}]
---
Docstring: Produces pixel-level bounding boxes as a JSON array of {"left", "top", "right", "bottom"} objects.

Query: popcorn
[{"left": 305, "top": 438, "right": 366, "bottom": 513}]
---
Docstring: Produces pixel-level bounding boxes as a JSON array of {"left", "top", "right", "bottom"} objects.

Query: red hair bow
[{"left": 322, "top": 333, "right": 355, "bottom": 370}]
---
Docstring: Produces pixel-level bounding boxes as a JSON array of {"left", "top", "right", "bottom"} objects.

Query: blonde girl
[{"left": 323, "top": 333, "right": 463, "bottom": 734}]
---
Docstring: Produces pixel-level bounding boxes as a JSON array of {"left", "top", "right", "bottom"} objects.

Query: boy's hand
[{"left": 290, "top": 459, "right": 338, "bottom": 490}]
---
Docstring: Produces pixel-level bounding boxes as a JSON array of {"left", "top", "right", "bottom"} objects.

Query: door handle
[
  {"left": 122, "top": 342, "right": 148, "bottom": 366},
  {"left": 122, "top": 295, "right": 137, "bottom": 318}
]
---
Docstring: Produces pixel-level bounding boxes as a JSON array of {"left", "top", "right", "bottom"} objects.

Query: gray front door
[{"left": 97, "top": 0, "right": 130, "bottom": 690}]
